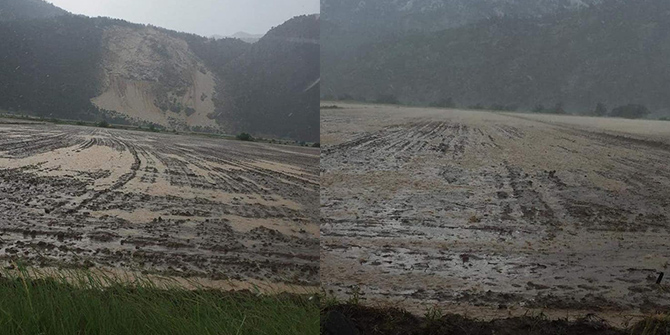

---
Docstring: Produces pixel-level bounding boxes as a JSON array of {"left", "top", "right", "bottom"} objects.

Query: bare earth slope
[
  {"left": 0, "top": 121, "right": 319, "bottom": 290},
  {"left": 92, "top": 26, "right": 219, "bottom": 130},
  {"left": 321, "top": 103, "right": 670, "bottom": 323}
]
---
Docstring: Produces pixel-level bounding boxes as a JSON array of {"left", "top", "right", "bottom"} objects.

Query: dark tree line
[{"left": 591, "top": 103, "right": 650, "bottom": 119}]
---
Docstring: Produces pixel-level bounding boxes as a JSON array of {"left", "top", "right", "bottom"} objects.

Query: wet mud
[
  {"left": 321, "top": 104, "right": 670, "bottom": 323},
  {"left": 0, "top": 122, "right": 319, "bottom": 288}
]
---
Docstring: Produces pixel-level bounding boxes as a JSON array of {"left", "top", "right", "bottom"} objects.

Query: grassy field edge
[{"left": 0, "top": 265, "right": 319, "bottom": 335}]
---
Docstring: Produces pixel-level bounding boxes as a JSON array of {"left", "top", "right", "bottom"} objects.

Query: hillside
[
  {"left": 0, "top": 0, "right": 67, "bottom": 21},
  {"left": 322, "top": 0, "right": 605, "bottom": 33},
  {"left": 216, "top": 15, "right": 320, "bottom": 141},
  {"left": 321, "top": 0, "right": 606, "bottom": 59},
  {"left": 230, "top": 32, "right": 264, "bottom": 43},
  {"left": 0, "top": 15, "right": 105, "bottom": 121},
  {"left": 321, "top": 0, "right": 607, "bottom": 102},
  {"left": 92, "top": 26, "right": 248, "bottom": 131},
  {"left": 322, "top": 0, "right": 670, "bottom": 116},
  {"left": 0, "top": 2, "right": 318, "bottom": 141}
]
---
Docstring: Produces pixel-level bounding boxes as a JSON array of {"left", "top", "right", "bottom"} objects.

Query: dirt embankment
[{"left": 92, "top": 26, "right": 219, "bottom": 130}]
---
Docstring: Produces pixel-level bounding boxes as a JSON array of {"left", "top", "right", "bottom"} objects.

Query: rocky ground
[
  {"left": 321, "top": 103, "right": 670, "bottom": 324},
  {"left": 92, "top": 25, "right": 220, "bottom": 130},
  {"left": 0, "top": 120, "right": 319, "bottom": 291}
]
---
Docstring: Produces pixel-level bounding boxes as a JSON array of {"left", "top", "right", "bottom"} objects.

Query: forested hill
[
  {"left": 322, "top": 0, "right": 605, "bottom": 34},
  {"left": 0, "top": 1, "right": 319, "bottom": 142},
  {"left": 0, "top": 0, "right": 68, "bottom": 21},
  {"left": 0, "top": 15, "right": 106, "bottom": 121},
  {"left": 216, "top": 14, "right": 320, "bottom": 142},
  {"left": 322, "top": 0, "right": 670, "bottom": 117}
]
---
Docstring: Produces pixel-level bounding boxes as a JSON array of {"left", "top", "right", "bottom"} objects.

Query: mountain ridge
[
  {"left": 322, "top": 0, "right": 670, "bottom": 117},
  {"left": 0, "top": 0, "right": 68, "bottom": 21},
  {"left": 0, "top": 2, "right": 319, "bottom": 141},
  {"left": 322, "top": 0, "right": 607, "bottom": 33}
]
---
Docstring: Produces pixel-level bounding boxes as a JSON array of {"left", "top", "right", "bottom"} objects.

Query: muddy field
[
  {"left": 321, "top": 103, "right": 670, "bottom": 324},
  {"left": 0, "top": 120, "right": 319, "bottom": 290}
]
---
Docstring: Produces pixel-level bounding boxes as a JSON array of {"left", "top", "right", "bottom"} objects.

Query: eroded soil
[
  {"left": 0, "top": 121, "right": 319, "bottom": 289},
  {"left": 321, "top": 103, "right": 670, "bottom": 324}
]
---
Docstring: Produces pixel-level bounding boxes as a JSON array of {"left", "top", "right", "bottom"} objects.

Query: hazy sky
[{"left": 47, "top": 0, "right": 319, "bottom": 37}]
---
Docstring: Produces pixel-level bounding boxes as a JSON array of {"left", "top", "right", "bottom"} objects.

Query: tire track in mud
[
  {"left": 504, "top": 113, "right": 670, "bottom": 153},
  {"left": 0, "top": 133, "right": 74, "bottom": 158},
  {"left": 65, "top": 141, "right": 141, "bottom": 214},
  {"left": 322, "top": 121, "right": 495, "bottom": 173},
  {"left": 322, "top": 107, "right": 670, "bottom": 318},
  {"left": 501, "top": 114, "right": 670, "bottom": 229},
  {"left": 503, "top": 161, "right": 558, "bottom": 226},
  {"left": 0, "top": 125, "right": 320, "bottom": 287}
]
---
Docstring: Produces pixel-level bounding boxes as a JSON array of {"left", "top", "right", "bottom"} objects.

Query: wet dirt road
[
  {"left": 0, "top": 121, "right": 319, "bottom": 290},
  {"left": 321, "top": 103, "right": 670, "bottom": 322}
]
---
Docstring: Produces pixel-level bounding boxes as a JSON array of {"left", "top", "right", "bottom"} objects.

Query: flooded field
[
  {"left": 0, "top": 120, "right": 319, "bottom": 290},
  {"left": 321, "top": 103, "right": 670, "bottom": 322}
]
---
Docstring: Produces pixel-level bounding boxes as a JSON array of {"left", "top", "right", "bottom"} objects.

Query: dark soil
[{"left": 321, "top": 304, "right": 629, "bottom": 335}]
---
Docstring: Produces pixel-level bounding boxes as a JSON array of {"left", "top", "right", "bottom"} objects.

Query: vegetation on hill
[
  {"left": 0, "top": 0, "right": 68, "bottom": 21},
  {"left": 610, "top": 104, "right": 651, "bottom": 119},
  {"left": 167, "top": 15, "right": 320, "bottom": 142},
  {"left": 322, "top": 0, "right": 670, "bottom": 118},
  {"left": 216, "top": 14, "right": 320, "bottom": 142},
  {"left": 0, "top": 15, "right": 104, "bottom": 121},
  {"left": 0, "top": 1, "right": 319, "bottom": 142},
  {"left": 166, "top": 29, "right": 250, "bottom": 72},
  {"left": 321, "top": 0, "right": 604, "bottom": 35}
]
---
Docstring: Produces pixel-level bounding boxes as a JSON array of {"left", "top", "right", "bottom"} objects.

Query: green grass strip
[{"left": 0, "top": 266, "right": 318, "bottom": 335}]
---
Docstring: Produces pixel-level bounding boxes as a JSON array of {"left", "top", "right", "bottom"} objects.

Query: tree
[
  {"left": 532, "top": 104, "right": 545, "bottom": 113},
  {"left": 490, "top": 103, "right": 515, "bottom": 111},
  {"left": 375, "top": 94, "right": 399, "bottom": 105},
  {"left": 610, "top": 104, "right": 650, "bottom": 119},
  {"left": 593, "top": 103, "right": 608, "bottom": 117},
  {"left": 553, "top": 102, "right": 566, "bottom": 114},
  {"left": 184, "top": 107, "right": 196, "bottom": 116},
  {"left": 489, "top": 104, "right": 501, "bottom": 111},
  {"left": 236, "top": 132, "right": 254, "bottom": 141},
  {"left": 430, "top": 97, "right": 455, "bottom": 108},
  {"left": 337, "top": 93, "right": 353, "bottom": 101}
]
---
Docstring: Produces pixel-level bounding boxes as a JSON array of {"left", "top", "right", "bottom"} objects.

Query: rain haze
[
  {"left": 0, "top": 0, "right": 320, "bottom": 331},
  {"left": 320, "top": 0, "right": 670, "bottom": 333},
  {"left": 47, "top": 0, "right": 319, "bottom": 36}
]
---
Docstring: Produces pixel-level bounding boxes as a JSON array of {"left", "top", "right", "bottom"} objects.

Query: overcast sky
[{"left": 47, "top": 0, "right": 319, "bottom": 37}]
